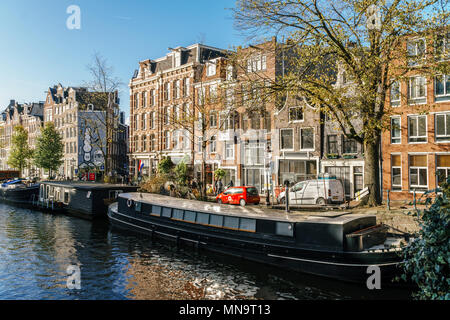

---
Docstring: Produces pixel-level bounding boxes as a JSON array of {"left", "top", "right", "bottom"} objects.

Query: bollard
[
  {"left": 285, "top": 181, "right": 290, "bottom": 214},
  {"left": 413, "top": 189, "right": 417, "bottom": 210},
  {"left": 387, "top": 189, "right": 390, "bottom": 210}
]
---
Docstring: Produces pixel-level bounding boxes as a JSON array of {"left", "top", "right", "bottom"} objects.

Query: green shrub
[
  {"left": 158, "top": 156, "right": 175, "bottom": 175},
  {"left": 400, "top": 178, "right": 450, "bottom": 300}
]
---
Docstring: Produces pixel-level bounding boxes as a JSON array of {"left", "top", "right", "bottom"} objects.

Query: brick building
[
  {"left": 128, "top": 43, "right": 229, "bottom": 178},
  {"left": 0, "top": 100, "right": 44, "bottom": 176},
  {"left": 382, "top": 29, "right": 450, "bottom": 200},
  {"left": 44, "top": 84, "right": 126, "bottom": 180}
]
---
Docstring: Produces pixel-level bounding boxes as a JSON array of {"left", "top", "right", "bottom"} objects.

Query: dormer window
[
  {"left": 207, "top": 61, "right": 216, "bottom": 77},
  {"left": 175, "top": 52, "right": 181, "bottom": 68}
]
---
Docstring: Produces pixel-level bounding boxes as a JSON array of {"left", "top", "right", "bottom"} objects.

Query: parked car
[
  {"left": 277, "top": 177, "right": 344, "bottom": 205},
  {"left": 216, "top": 186, "right": 260, "bottom": 206}
]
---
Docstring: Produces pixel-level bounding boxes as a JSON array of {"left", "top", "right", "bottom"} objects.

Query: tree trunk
[{"left": 364, "top": 135, "right": 382, "bottom": 206}]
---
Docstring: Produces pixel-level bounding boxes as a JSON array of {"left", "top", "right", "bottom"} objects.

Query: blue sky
[{"left": 0, "top": 0, "right": 244, "bottom": 120}]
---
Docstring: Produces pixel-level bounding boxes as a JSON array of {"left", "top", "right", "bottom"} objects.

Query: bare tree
[
  {"left": 81, "top": 53, "right": 125, "bottom": 181},
  {"left": 232, "top": 0, "right": 449, "bottom": 205}
]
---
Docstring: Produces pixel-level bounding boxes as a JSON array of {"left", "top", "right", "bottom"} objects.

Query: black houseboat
[
  {"left": 108, "top": 193, "right": 406, "bottom": 284},
  {"left": 0, "top": 179, "right": 39, "bottom": 206},
  {"left": 38, "top": 181, "right": 138, "bottom": 219}
]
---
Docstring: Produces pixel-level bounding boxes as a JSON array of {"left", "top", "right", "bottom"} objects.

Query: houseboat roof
[
  {"left": 122, "top": 192, "right": 371, "bottom": 225},
  {"left": 40, "top": 181, "right": 138, "bottom": 191}
]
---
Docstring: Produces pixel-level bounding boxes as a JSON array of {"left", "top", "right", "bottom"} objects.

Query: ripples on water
[{"left": 0, "top": 203, "right": 411, "bottom": 300}]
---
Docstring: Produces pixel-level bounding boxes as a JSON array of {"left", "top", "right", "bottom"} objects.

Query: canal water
[{"left": 0, "top": 203, "right": 412, "bottom": 300}]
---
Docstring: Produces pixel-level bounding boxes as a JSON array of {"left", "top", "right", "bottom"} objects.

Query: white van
[{"left": 277, "top": 177, "right": 345, "bottom": 205}]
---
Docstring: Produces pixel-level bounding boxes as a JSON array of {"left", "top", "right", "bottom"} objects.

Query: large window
[
  {"left": 409, "top": 155, "right": 428, "bottom": 191},
  {"left": 342, "top": 136, "right": 357, "bottom": 154},
  {"left": 247, "top": 54, "right": 267, "bottom": 72},
  {"left": 206, "top": 62, "right": 216, "bottom": 76},
  {"left": 435, "top": 31, "right": 450, "bottom": 61},
  {"left": 435, "top": 75, "right": 450, "bottom": 102},
  {"left": 279, "top": 160, "right": 317, "bottom": 185},
  {"left": 391, "top": 155, "right": 402, "bottom": 191},
  {"left": 164, "top": 82, "right": 171, "bottom": 101},
  {"left": 209, "top": 136, "right": 216, "bottom": 153},
  {"left": 408, "top": 115, "right": 427, "bottom": 143},
  {"left": 174, "top": 80, "right": 180, "bottom": 99},
  {"left": 163, "top": 131, "right": 170, "bottom": 150},
  {"left": 244, "top": 141, "right": 264, "bottom": 165},
  {"left": 408, "top": 76, "right": 427, "bottom": 104},
  {"left": 407, "top": 38, "right": 426, "bottom": 67},
  {"left": 289, "top": 106, "right": 303, "bottom": 122},
  {"left": 224, "top": 141, "right": 234, "bottom": 160},
  {"left": 390, "top": 81, "right": 401, "bottom": 106},
  {"left": 437, "top": 155, "right": 450, "bottom": 186},
  {"left": 391, "top": 117, "right": 401, "bottom": 144},
  {"left": 327, "top": 135, "right": 338, "bottom": 154},
  {"left": 300, "top": 128, "right": 314, "bottom": 150},
  {"left": 280, "top": 129, "right": 294, "bottom": 150},
  {"left": 184, "top": 78, "right": 190, "bottom": 97},
  {"left": 209, "top": 111, "right": 217, "bottom": 128},
  {"left": 435, "top": 113, "right": 450, "bottom": 142}
]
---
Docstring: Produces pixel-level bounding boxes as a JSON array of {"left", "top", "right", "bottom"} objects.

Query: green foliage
[
  {"left": 7, "top": 125, "right": 32, "bottom": 173},
  {"left": 400, "top": 178, "right": 450, "bottom": 300},
  {"left": 174, "top": 161, "right": 189, "bottom": 186},
  {"left": 158, "top": 156, "right": 175, "bottom": 175},
  {"left": 33, "top": 122, "right": 64, "bottom": 175},
  {"left": 139, "top": 174, "right": 169, "bottom": 194},
  {"left": 214, "top": 168, "right": 226, "bottom": 181}
]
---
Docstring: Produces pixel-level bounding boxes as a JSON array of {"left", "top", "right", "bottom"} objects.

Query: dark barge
[
  {"left": 37, "top": 181, "right": 138, "bottom": 219},
  {"left": 108, "top": 193, "right": 406, "bottom": 284},
  {"left": 0, "top": 180, "right": 39, "bottom": 207}
]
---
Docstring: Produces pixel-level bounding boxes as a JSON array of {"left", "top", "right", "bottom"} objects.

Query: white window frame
[
  {"left": 434, "top": 74, "right": 450, "bottom": 101},
  {"left": 391, "top": 154, "right": 402, "bottom": 191},
  {"left": 390, "top": 80, "right": 401, "bottom": 106},
  {"left": 300, "top": 127, "right": 315, "bottom": 151},
  {"left": 288, "top": 106, "right": 304, "bottom": 123},
  {"left": 209, "top": 110, "right": 217, "bottom": 128},
  {"left": 408, "top": 115, "right": 427, "bottom": 143},
  {"left": 209, "top": 136, "right": 217, "bottom": 154},
  {"left": 408, "top": 76, "right": 427, "bottom": 105},
  {"left": 391, "top": 116, "right": 401, "bottom": 144},
  {"left": 435, "top": 31, "right": 450, "bottom": 61},
  {"left": 206, "top": 62, "right": 217, "bottom": 77},
  {"left": 280, "top": 128, "right": 294, "bottom": 151},
  {"left": 224, "top": 140, "right": 235, "bottom": 160},
  {"left": 435, "top": 112, "right": 450, "bottom": 142},
  {"left": 407, "top": 37, "right": 426, "bottom": 67},
  {"left": 409, "top": 154, "right": 428, "bottom": 191}
]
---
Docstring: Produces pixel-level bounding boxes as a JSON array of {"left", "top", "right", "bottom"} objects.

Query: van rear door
[
  {"left": 329, "top": 180, "right": 344, "bottom": 203},
  {"left": 301, "top": 181, "right": 317, "bottom": 204}
]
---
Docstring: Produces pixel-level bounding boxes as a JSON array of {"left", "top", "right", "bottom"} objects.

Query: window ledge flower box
[
  {"left": 343, "top": 154, "right": 357, "bottom": 159},
  {"left": 326, "top": 153, "right": 340, "bottom": 159}
]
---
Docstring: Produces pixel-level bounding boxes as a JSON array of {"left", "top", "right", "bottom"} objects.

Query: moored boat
[
  {"left": 0, "top": 179, "right": 39, "bottom": 206},
  {"left": 108, "top": 193, "right": 408, "bottom": 285}
]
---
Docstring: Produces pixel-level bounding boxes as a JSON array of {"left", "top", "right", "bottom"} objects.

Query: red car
[{"left": 216, "top": 186, "right": 260, "bottom": 206}]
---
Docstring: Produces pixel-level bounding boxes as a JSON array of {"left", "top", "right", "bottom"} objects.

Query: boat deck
[{"left": 122, "top": 193, "right": 370, "bottom": 225}]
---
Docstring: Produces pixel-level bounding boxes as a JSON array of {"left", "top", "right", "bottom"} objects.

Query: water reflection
[{"left": 0, "top": 203, "right": 412, "bottom": 300}]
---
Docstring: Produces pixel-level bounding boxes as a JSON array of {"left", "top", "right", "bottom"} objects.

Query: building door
[
  {"left": 325, "top": 166, "right": 351, "bottom": 198},
  {"left": 245, "top": 168, "right": 262, "bottom": 193}
]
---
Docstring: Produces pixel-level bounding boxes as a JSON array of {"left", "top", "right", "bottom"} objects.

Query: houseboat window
[
  {"left": 162, "top": 207, "right": 172, "bottom": 218},
  {"left": 135, "top": 202, "right": 142, "bottom": 213},
  {"left": 184, "top": 211, "right": 196, "bottom": 222},
  {"left": 87, "top": 191, "right": 91, "bottom": 199},
  {"left": 276, "top": 222, "right": 294, "bottom": 237},
  {"left": 64, "top": 191, "right": 69, "bottom": 204},
  {"left": 173, "top": 209, "right": 184, "bottom": 220},
  {"left": 224, "top": 216, "right": 240, "bottom": 229},
  {"left": 209, "top": 215, "right": 223, "bottom": 227},
  {"left": 239, "top": 218, "right": 256, "bottom": 232},
  {"left": 196, "top": 212, "right": 209, "bottom": 225},
  {"left": 152, "top": 205, "right": 161, "bottom": 216}
]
